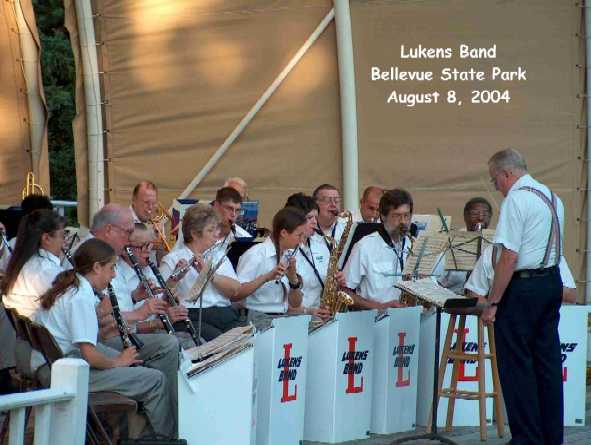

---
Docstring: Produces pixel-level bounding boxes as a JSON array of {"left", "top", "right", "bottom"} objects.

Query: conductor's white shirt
[
  {"left": 465, "top": 244, "right": 575, "bottom": 297},
  {"left": 296, "top": 237, "right": 330, "bottom": 309},
  {"left": 494, "top": 174, "right": 564, "bottom": 270},
  {"left": 343, "top": 231, "right": 411, "bottom": 303},
  {"left": 237, "top": 237, "right": 293, "bottom": 314},
  {"left": 3, "top": 249, "right": 64, "bottom": 318},
  {"left": 160, "top": 244, "right": 237, "bottom": 308}
]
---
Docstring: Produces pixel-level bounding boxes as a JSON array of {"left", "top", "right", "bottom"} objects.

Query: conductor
[{"left": 483, "top": 148, "right": 564, "bottom": 445}]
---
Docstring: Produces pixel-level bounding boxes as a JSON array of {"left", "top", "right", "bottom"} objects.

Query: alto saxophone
[{"left": 319, "top": 211, "right": 354, "bottom": 315}]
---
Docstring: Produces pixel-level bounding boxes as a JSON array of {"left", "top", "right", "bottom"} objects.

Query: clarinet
[
  {"left": 147, "top": 260, "right": 201, "bottom": 347},
  {"left": 107, "top": 284, "right": 144, "bottom": 350},
  {"left": 124, "top": 246, "right": 176, "bottom": 334}
]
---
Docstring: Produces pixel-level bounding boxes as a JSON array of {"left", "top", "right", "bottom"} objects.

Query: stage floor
[{"left": 304, "top": 385, "right": 591, "bottom": 445}]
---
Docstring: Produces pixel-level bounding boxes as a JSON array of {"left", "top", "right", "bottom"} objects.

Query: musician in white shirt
[
  {"left": 79, "top": 204, "right": 180, "bottom": 429},
  {"left": 313, "top": 184, "right": 347, "bottom": 244},
  {"left": 212, "top": 187, "right": 252, "bottom": 239},
  {"left": 236, "top": 207, "right": 306, "bottom": 330},
  {"left": 438, "top": 197, "right": 494, "bottom": 294},
  {"left": 343, "top": 189, "right": 413, "bottom": 310},
  {"left": 2, "top": 210, "right": 66, "bottom": 319},
  {"left": 352, "top": 186, "right": 383, "bottom": 223},
  {"left": 284, "top": 193, "right": 333, "bottom": 320},
  {"left": 36, "top": 238, "right": 175, "bottom": 438},
  {"left": 160, "top": 204, "right": 242, "bottom": 340}
]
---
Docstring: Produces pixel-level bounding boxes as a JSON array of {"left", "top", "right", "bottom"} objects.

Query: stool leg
[
  {"left": 477, "top": 318, "right": 487, "bottom": 441},
  {"left": 487, "top": 324, "right": 505, "bottom": 438},
  {"left": 445, "top": 315, "right": 466, "bottom": 432},
  {"left": 427, "top": 313, "right": 456, "bottom": 433}
]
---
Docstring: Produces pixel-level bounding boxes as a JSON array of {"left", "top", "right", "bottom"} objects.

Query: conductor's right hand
[{"left": 114, "top": 347, "right": 143, "bottom": 367}]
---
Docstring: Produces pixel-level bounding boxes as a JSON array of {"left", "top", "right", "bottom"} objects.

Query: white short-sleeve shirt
[
  {"left": 3, "top": 249, "right": 64, "bottom": 318},
  {"left": 160, "top": 244, "right": 237, "bottom": 308},
  {"left": 296, "top": 237, "right": 330, "bottom": 308},
  {"left": 237, "top": 237, "right": 294, "bottom": 313},
  {"left": 343, "top": 231, "right": 411, "bottom": 303},
  {"left": 35, "top": 274, "right": 99, "bottom": 358},
  {"left": 494, "top": 174, "right": 564, "bottom": 270},
  {"left": 465, "top": 244, "right": 576, "bottom": 297}
]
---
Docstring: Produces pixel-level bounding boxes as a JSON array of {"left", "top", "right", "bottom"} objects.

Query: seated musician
[
  {"left": 312, "top": 184, "right": 348, "bottom": 245},
  {"left": 1, "top": 209, "right": 65, "bottom": 381},
  {"left": 113, "top": 223, "right": 189, "bottom": 335},
  {"left": 76, "top": 204, "right": 180, "bottom": 428},
  {"left": 2, "top": 209, "right": 66, "bottom": 319},
  {"left": 283, "top": 193, "right": 332, "bottom": 321},
  {"left": 0, "top": 194, "right": 54, "bottom": 272},
  {"left": 465, "top": 243, "right": 577, "bottom": 304},
  {"left": 130, "top": 180, "right": 158, "bottom": 224},
  {"left": 224, "top": 176, "right": 248, "bottom": 201},
  {"left": 438, "top": 197, "right": 493, "bottom": 294},
  {"left": 212, "top": 187, "right": 252, "bottom": 239},
  {"left": 236, "top": 207, "right": 306, "bottom": 330},
  {"left": 343, "top": 189, "right": 413, "bottom": 310},
  {"left": 35, "top": 238, "right": 175, "bottom": 438},
  {"left": 353, "top": 186, "right": 383, "bottom": 223},
  {"left": 159, "top": 204, "right": 243, "bottom": 341}
]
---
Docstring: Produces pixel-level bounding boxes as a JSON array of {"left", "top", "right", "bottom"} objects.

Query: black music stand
[{"left": 390, "top": 297, "right": 477, "bottom": 445}]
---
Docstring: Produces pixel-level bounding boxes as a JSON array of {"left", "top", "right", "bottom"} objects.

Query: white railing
[{"left": 0, "top": 359, "right": 89, "bottom": 445}]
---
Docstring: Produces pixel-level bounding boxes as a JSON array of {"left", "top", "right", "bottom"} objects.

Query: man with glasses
[
  {"left": 483, "top": 148, "right": 565, "bottom": 445},
  {"left": 343, "top": 189, "right": 413, "bottom": 310},
  {"left": 354, "top": 186, "right": 384, "bottom": 223},
  {"left": 77, "top": 204, "right": 181, "bottom": 432},
  {"left": 438, "top": 197, "right": 493, "bottom": 294},
  {"left": 312, "top": 183, "right": 348, "bottom": 246},
  {"left": 212, "top": 186, "right": 251, "bottom": 240}
]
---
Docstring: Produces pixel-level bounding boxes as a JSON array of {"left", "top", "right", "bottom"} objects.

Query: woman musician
[
  {"left": 236, "top": 207, "right": 306, "bottom": 330},
  {"left": 159, "top": 204, "right": 242, "bottom": 341},
  {"left": 3, "top": 209, "right": 66, "bottom": 319},
  {"left": 35, "top": 238, "right": 175, "bottom": 438}
]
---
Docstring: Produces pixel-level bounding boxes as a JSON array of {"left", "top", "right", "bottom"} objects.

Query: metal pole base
[{"left": 390, "top": 431, "right": 459, "bottom": 445}]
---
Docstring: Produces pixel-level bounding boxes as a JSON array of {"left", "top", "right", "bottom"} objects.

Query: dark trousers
[
  {"left": 186, "top": 306, "right": 245, "bottom": 341},
  {"left": 494, "top": 269, "right": 563, "bottom": 445}
]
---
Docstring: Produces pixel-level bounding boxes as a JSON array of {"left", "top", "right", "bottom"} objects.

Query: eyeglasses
[
  {"left": 129, "top": 242, "right": 153, "bottom": 251},
  {"left": 467, "top": 210, "right": 491, "bottom": 218},
  {"left": 111, "top": 224, "right": 134, "bottom": 236}
]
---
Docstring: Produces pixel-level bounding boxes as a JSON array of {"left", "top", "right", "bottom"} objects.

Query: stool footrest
[
  {"left": 447, "top": 352, "right": 494, "bottom": 361},
  {"left": 440, "top": 389, "right": 498, "bottom": 400}
]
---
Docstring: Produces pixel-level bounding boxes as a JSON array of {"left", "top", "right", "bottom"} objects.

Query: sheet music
[
  {"left": 395, "top": 278, "right": 472, "bottom": 308},
  {"left": 184, "top": 325, "right": 254, "bottom": 377},
  {"left": 402, "top": 233, "right": 448, "bottom": 276}
]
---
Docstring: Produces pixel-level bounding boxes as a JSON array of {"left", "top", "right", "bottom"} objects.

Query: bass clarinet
[
  {"left": 124, "top": 246, "right": 176, "bottom": 335},
  {"left": 147, "top": 259, "right": 201, "bottom": 347}
]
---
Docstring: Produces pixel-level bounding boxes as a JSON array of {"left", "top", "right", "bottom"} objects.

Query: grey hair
[
  {"left": 91, "top": 203, "right": 128, "bottom": 230},
  {"left": 488, "top": 148, "right": 528, "bottom": 172},
  {"left": 182, "top": 204, "right": 220, "bottom": 244}
]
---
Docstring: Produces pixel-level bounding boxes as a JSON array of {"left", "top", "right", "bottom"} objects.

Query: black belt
[{"left": 513, "top": 266, "right": 558, "bottom": 280}]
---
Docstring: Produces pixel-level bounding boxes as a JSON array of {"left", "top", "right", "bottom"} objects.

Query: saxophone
[{"left": 319, "top": 211, "right": 354, "bottom": 315}]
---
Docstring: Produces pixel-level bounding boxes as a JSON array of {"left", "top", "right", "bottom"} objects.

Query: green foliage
[{"left": 32, "top": 0, "right": 77, "bottom": 204}]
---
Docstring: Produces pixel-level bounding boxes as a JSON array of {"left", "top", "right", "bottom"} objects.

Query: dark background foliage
[{"left": 33, "top": 0, "right": 76, "bottom": 202}]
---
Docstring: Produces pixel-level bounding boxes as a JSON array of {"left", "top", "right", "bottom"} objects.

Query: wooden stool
[{"left": 428, "top": 313, "right": 505, "bottom": 441}]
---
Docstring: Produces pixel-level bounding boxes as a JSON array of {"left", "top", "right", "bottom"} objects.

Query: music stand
[{"left": 390, "top": 280, "right": 478, "bottom": 445}]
